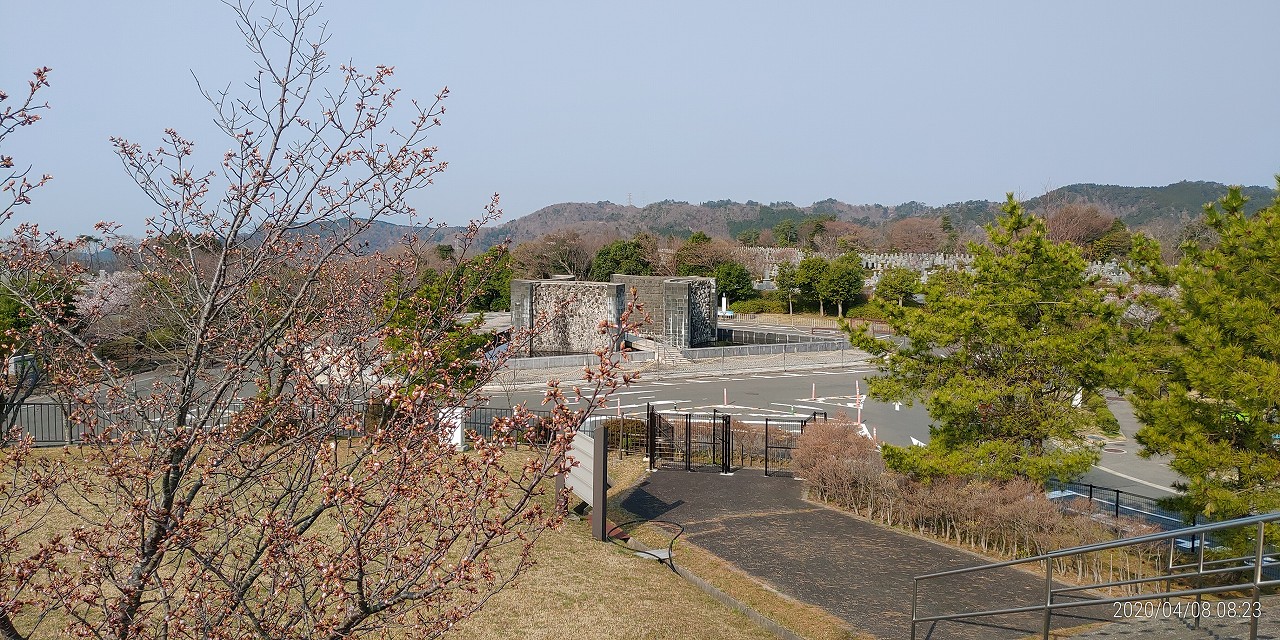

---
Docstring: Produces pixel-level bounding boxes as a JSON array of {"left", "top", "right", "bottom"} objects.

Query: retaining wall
[{"left": 500, "top": 351, "right": 655, "bottom": 371}]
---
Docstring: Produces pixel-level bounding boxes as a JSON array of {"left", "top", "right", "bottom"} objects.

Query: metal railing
[
  {"left": 9, "top": 400, "right": 534, "bottom": 446},
  {"left": 910, "top": 511, "right": 1280, "bottom": 639},
  {"left": 1046, "top": 478, "right": 1196, "bottom": 531}
]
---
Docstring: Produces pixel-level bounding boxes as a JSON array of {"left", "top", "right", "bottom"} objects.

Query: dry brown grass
[
  {"left": 11, "top": 446, "right": 792, "bottom": 639},
  {"left": 625, "top": 522, "right": 869, "bottom": 640},
  {"left": 451, "top": 453, "right": 778, "bottom": 639}
]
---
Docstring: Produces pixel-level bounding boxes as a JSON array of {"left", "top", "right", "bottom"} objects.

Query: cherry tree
[{"left": 0, "top": 3, "right": 634, "bottom": 639}]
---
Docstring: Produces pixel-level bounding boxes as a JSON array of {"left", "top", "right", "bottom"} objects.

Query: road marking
[
  {"left": 786, "top": 404, "right": 823, "bottom": 412},
  {"left": 1092, "top": 465, "right": 1180, "bottom": 494}
]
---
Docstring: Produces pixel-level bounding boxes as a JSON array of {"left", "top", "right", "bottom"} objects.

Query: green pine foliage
[
  {"left": 847, "top": 194, "right": 1128, "bottom": 482},
  {"left": 1129, "top": 184, "right": 1280, "bottom": 521}
]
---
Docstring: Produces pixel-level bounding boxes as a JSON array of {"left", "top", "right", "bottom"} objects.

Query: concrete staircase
[
  {"left": 1063, "top": 596, "right": 1279, "bottom": 639},
  {"left": 628, "top": 336, "right": 691, "bottom": 367}
]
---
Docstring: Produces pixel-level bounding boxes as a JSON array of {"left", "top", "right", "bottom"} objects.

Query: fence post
[
  {"left": 591, "top": 425, "right": 609, "bottom": 542},
  {"left": 1042, "top": 558, "right": 1053, "bottom": 639},
  {"left": 1114, "top": 489, "right": 1121, "bottom": 518},
  {"left": 684, "top": 414, "right": 691, "bottom": 472},
  {"left": 1251, "top": 522, "right": 1264, "bottom": 639},
  {"left": 645, "top": 403, "right": 655, "bottom": 471},
  {"left": 1194, "top": 530, "right": 1205, "bottom": 629},
  {"left": 721, "top": 415, "right": 731, "bottom": 475},
  {"left": 764, "top": 418, "right": 770, "bottom": 476}
]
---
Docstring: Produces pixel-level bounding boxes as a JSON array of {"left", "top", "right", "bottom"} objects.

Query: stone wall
[
  {"left": 611, "top": 275, "right": 717, "bottom": 348},
  {"left": 510, "top": 280, "right": 624, "bottom": 355},
  {"left": 687, "top": 278, "right": 717, "bottom": 346}
]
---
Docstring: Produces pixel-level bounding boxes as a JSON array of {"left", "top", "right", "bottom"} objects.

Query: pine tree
[
  {"left": 1130, "top": 184, "right": 1280, "bottom": 520},
  {"left": 847, "top": 194, "right": 1127, "bottom": 482}
]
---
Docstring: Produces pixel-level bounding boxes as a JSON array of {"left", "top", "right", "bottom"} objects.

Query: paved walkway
[{"left": 617, "top": 469, "right": 1110, "bottom": 640}]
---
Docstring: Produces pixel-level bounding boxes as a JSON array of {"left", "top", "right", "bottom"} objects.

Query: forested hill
[
  {"left": 474, "top": 180, "right": 1273, "bottom": 248},
  {"left": 287, "top": 180, "right": 1275, "bottom": 253},
  {"left": 1024, "top": 181, "right": 1276, "bottom": 226}
]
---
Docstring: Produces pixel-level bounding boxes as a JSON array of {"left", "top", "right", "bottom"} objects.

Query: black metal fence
[
  {"left": 461, "top": 406, "right": 553, "bottom": 441},
  {"left": 645, "top": 408, "right": 732, "bottom": 473},
  {"left": 763, "top": 417, "right": 805, "bottom": 477},
  {"left": 1045, "top": 478, "right": 1194, "bottom": 531},
  {"left": 5, "top": 400, "right": 507, "bottom": 446},
  {"left": 3, "top": 402, "right": 86, "bottom": 445},
  {"left": 644, "top": 406, "right": 828, "bottom": 475},
  {"left": 758, "top": 411, "right": 828, "bottom": 476}
]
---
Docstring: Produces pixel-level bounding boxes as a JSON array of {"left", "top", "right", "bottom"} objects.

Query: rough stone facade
[
  {"left": 686, "top": 278, "right": 717, "bottom": 346},
  {"left": 510, "top": 280, "right": 624, "bottom": 355},
  {"left": 610, "top": 275, "right": 717, "bottom": 348}
]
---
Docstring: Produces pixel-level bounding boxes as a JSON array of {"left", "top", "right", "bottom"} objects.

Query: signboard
[
  {"left": 6, "top": 354, "right": 36, "bottom": 382},
  {"left": 562, "top": 423, "right": 608, "bottom": 541},
  {"left": 565, "top": 432, "right": 597, "bottom": 507}
]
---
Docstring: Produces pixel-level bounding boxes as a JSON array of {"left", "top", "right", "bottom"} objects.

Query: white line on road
[
  {"left": 1092, "top": 465, "right": 1179, "bottom": 494},
  {"left": 785, "top": 404, "right": 823, "bottom": 412}
]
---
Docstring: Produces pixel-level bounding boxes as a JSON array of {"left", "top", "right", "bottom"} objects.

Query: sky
[{"left": 3, "top": 1, "right": 1279, "bottom": 237}]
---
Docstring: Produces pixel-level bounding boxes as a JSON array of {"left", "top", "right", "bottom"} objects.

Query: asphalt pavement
[{"left": 483, "top": 350, "right": 1184, "bottom": 500}]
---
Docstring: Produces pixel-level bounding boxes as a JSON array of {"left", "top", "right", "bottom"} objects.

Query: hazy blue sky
[{"left": 4, "top": 1, "right": 1279, "bottom": 236}]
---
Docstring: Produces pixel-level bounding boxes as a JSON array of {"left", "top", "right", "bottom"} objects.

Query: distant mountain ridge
[
  {"left": 1023, "top": 181, "right": 1275, "bottom": 225},
  {"left": 294, "top": 180, "right": 1276, "bottom": 253}
]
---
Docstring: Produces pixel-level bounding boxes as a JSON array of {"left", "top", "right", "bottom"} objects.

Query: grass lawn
[
  {"left": 9, "top": 444, "right": 861, "bottom": 639},
  {"left": 451, "top": 453, "right": 780, "bottom": 640}
]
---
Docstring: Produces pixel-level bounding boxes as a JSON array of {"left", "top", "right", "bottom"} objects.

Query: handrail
[
  {"left": 913, "top": 580, "right": 1280, "bottom": 626},
  {"left": 916, "top": 511, "right": 1278, "bottom": 581},
  {"left": 911, "top": 511, "right": 1280, "bottom": 640}
]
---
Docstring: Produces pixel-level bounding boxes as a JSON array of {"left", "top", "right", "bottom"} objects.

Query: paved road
[
  {"left": 17, "top": 346, "right": 1185, "bottom": 500},
  {"left": 1079, "top": 398, "right": 1180, "bottom": 497},
  {"left": 489, "top": 362, "right": 1183, "bottom": 499}
]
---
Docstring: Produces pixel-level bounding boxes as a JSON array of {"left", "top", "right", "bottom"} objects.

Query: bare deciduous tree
[
  {"left": 509, "top": 229, "right": 596, "bottom": 280},
  {"left": 0, "top": 67, "right": 51, "bottom": 226},
  {"left": 885, "top": 217, "right": 946, "bottom": 253},
  {"left": 0, "top": 4, "right": 633, "bottom": 639},
  {"left": 1043, "top": 202, "right": 1116, "bottom": 246}
]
